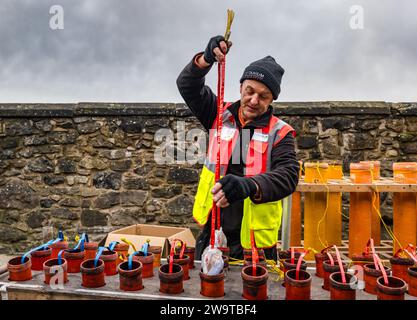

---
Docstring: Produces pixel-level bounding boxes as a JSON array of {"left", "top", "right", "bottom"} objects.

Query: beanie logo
[{"left": 244, "top": 71, "right": 264, "bottom": 81}]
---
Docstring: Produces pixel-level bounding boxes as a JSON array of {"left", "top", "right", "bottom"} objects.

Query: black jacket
[{"left": 177, "top": 54, "right": 300, "bottom": 259}]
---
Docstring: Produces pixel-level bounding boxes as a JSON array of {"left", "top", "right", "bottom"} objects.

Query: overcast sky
[{"left": 0, "top": 0, "right": 416, "bottom": 103}]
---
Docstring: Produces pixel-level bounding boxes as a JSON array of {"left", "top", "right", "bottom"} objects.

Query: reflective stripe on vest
[
  {"left": 204, "top": 104, "right": 238, "bottom": 176},
  {"left": 192, "top": 104, "right": 295, "bottom": 248}
]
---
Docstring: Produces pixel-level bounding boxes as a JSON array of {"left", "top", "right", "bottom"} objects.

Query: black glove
[
  {"left": 217, "top": 174, "right": 257, "bottom": 204},
  {"left": 203, "top": 35, "right": 230, "bottom": 65}
]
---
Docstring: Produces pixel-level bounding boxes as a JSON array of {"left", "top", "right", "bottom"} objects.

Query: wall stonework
[{"left": 0, "top": 102, "right": 416, "bottom": 254}]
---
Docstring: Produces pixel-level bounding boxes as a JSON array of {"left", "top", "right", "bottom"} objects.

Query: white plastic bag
[
  {"left": 201, "top": 245, "right": 224, "bottom": 275},
  {"left": 214, "top": 227, "right": 227, "bottom": 248}
]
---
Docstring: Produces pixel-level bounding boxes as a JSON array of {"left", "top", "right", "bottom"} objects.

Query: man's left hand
[{"left": 211, "top": 174, "right": 258, "bottom": 208}]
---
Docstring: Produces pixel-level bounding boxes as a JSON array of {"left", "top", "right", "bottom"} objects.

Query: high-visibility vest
[{"left": 192, "top": 103, "right": 295, "bottom": 249}]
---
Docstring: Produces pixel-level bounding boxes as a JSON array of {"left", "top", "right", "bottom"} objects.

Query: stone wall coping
[{"left": 0, "top": 102, "right": 416, "bottom": 118}]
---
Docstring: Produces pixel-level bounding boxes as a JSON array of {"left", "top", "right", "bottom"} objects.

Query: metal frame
[{"left": 281, "top": 195, "right": 292, "bottom": 250}]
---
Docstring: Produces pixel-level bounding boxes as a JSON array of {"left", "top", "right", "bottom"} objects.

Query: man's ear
[{"left": 239, "top": 83, "right": 243, "bottom": 95}]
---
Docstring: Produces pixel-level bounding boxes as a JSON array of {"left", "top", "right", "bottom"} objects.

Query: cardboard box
[{"left": 104, "top": 224, "right": 196, "bottom": 257}]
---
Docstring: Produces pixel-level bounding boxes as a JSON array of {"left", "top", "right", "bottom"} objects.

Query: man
[{"left": 177, "top": 35, "right": 300, "bottom": 261}]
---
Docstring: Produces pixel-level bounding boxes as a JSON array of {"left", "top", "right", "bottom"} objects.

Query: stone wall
[{"left": 1, "top": 102, "right": 416, "bottom": 254}]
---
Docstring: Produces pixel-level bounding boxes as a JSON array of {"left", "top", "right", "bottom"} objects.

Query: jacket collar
[{"left": 228, "top": 100, "right": 273, "bottom": 128}]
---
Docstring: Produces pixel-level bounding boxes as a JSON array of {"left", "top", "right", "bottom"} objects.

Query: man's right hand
[{"left": 203, "top": 35, "right": 232, "bottom": 65}]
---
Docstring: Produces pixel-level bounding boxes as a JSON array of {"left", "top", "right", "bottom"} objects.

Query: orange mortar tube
[
  {"left": 290, "top": 161, "right": 303, "bottom": 247},
  {"left": 392, "top": 162, "right": 417, "bottom": 254},
  {"left": 325, "top": 163, "right": 343, "bottom": 246},
  {"left": 361, "top": 161, "right": 381, "bottom": 245},
  {"left": 303, "top": 162, "right": 328, "bottom": 260},
  {"left": 349, "top": 163, "right": 373, "bottom": 257}
]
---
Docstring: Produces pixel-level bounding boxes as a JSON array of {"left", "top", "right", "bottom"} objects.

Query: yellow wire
[
  {"left": 328, "top": 163, "right": 350, "bottom": 221},
  {"left": 315, "top": 162, "right": 330, "bottom": 248},
  {"left": 228, "top": 257, "right": 284, "bottom": 280},
  {"left": 228, "top": 257, "right": 244, "bottom": 265},
  {"left": 369, "top": 166, "right": 404, "bottom": 252},
  {"left": 307, "top": 247, "right": 319, "bottom": 255},
  {"left": 265, "top": 259, "right": 284, "bottom": 280}
]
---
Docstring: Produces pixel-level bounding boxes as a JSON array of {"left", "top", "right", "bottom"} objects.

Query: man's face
[{"left": 240, "top": 79, "right": 274, "bottom": 121}]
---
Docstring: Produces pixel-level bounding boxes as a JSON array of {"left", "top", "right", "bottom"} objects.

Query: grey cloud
[{"left": 0, "top": 0, "right": 416, "bottom": 103}]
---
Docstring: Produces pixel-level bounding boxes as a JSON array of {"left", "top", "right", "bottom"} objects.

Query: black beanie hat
[{"left": 240, "top": 56, "right": 285, "bottom": 100}]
